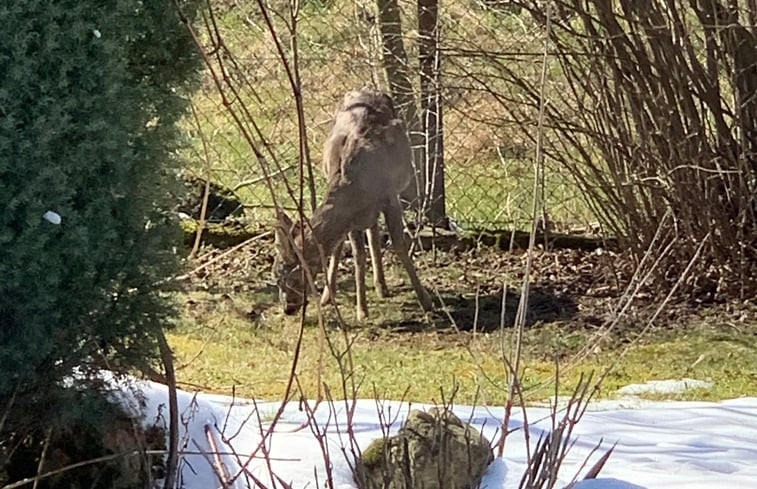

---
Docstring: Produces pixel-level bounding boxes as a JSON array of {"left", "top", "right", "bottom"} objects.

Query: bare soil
[{"left": 180, "top": 230, "right": 753, "bottom": 340}]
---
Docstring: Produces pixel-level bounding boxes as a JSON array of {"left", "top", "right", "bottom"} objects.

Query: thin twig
[
  {"left": 501, "top": 1, "right": 552, "bottom": 460},
  {"left": 188, "top": 101, "right": 214, "bottom": 259},
  {"left": 3, "top": 451, "right": 148, "bottom": 489},
  {"left": 158, "top": 331, "right": 179, "bottom": 489},
  {"left": 171, "top": 231, "right": 272, "bottom": 283},
  {"left": 31, "top": 427, "right": 53, "bottom": 489},
  {"left": 231, "top": 165, "right": 296, "bottom": 192},
  {"left": 0, "top": 387, "right": 18, "bottom": 436},
  {"left": 205, "top": 425, "right": 231, "bottom": 489}
]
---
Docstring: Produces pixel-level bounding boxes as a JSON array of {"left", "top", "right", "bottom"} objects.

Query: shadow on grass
[
  {"left": 437, "top": 286, "right": 578, "bottom": 331},
  {"left": 361, "top": 286, "right": 578, "bottom": 333},
  {"left": 251, "top": 279, "right": 577, "bottom": 334}
]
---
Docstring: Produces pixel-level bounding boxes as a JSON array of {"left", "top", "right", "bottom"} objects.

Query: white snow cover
[
  {"left": 616, "top": 378, "right": 713, "bottom": 396},
  {"left": 115, "top": 378, "right": 757, "bottom": 489}
]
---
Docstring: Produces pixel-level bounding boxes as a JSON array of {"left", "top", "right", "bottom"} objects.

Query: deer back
[{"left": 322, "top": 89, "right": 413, "bottom": 199}]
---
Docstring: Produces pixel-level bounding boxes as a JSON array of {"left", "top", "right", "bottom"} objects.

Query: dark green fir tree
[{"left": 0, "top": 3, "right": 202, "bottom": 482}]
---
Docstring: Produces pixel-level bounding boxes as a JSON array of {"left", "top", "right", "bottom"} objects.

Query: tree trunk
[
  {"left": 418, "top": 0, "right": 447, "bottom": 227},
  {"left": 375, "top": 0, "right": 425, "bottom": 208}
]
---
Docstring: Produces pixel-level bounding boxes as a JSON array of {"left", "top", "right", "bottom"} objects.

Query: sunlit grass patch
[{"left": 170, "top": 290, "right": 757, "bottom": 404}]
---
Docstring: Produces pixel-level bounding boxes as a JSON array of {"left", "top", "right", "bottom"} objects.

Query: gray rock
[{"left": 355, "top": 408, "right": 493, "bottom": 489}]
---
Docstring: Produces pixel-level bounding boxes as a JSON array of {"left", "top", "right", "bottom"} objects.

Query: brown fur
[{"left": 274, "top": 88, "right": 432, "bottom": 319}]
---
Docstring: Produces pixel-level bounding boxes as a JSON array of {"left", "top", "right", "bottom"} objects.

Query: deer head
[
  {"left": 339, "top": 88, "right": 396, "bottom": 117},
  {"left": 273, "top": 211, "right": 307, "bottom": 315}
]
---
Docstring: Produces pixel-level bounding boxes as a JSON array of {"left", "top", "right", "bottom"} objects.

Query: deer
[{"left": 273, "top": 88, "right": 433, "bottom": 320}]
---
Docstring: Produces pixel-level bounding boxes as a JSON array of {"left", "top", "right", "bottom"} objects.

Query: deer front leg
[
  {"left": 348, "top": 230, "right": 369, "bottom": 320},
  {"left": 320, "top": 240, "right": 343, "bottom": 307},
  {"left": 384, "top": 196, "right": 433, "bottom": 312},
  {"left": 366, "top": 224, "right": 388, "bottom": 298}
]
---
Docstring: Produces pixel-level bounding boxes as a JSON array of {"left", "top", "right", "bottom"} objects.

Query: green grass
[
  {"left": 169, "top": 2, "right": 757, "bottom": 406},
  {"left": 182, "top": 1, "right": 597, "bottom": 231},
  {"left": 170, "top": 288, "right": 757, "bottom": 404},
  {"left": 443, "top": 156, "right": 595, "bottom": 230}
]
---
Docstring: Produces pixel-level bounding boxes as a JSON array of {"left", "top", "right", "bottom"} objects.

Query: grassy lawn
[
  {"left": 168, "top": 241, "right": 757, "bottom": 405},
  {"left": 169, "top": 292, "right": 757, "bottom": 404},
  {"left": 169, "top": 2, "right": 757, "bottom": 407}
]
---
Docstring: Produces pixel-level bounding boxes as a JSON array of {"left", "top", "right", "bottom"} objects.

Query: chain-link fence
[{"left": 182, "top": 0, "right": 595, "bottom": 232}]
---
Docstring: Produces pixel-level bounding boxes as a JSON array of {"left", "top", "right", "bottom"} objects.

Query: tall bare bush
[{"left": 506, "top": 0, "right": 756, "bottom": 299}]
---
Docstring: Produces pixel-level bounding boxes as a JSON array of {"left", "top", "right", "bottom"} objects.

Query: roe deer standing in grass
[{"left": 274, "top": 88, "right": 433, "bottom": 320}]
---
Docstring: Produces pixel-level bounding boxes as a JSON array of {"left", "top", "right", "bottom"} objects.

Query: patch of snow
[
  {"left": 617, "top": 378, "right": 713, "bottom": 396},
  {"left": 571, "top": 479, "right": 647, "bottom": 489},
  {"left": 105, "top": 377, "right": 757, "bottom": 489}
]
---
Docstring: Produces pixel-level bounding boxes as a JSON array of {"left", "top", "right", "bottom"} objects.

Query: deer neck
[{"left": 295, "top": 193, "right": 356, "bottom": 273}]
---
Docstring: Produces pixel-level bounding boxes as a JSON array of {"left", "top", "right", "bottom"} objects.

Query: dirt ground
[{"left": 180, "top": 229, "right": 754, "bottom": 338}]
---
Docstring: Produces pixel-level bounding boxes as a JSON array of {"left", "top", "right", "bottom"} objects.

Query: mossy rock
[
  {"left": 177, "top": 174, "right": 244, "bottom": 222},
  {"left": 355, "top": 408, "right": 493, "bottom": 489}
]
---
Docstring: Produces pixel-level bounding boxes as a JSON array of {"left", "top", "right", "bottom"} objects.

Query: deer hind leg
[
  {"left": 366, "top": 224, "right": 388, "bottom": 298},
  {"left": 383, "top": 196, "right": 433, "bottom": 312},
  {"left": 348, "top": 230, "right": 369, "bottom": 320},
  {"left": 320, "top": 239, "right": 343, "bottom": 307}
]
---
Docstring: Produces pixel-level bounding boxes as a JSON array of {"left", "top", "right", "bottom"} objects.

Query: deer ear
[
  {"left": 274, "top": 211, "right": 296, "bottom": 259},
  {"left": 276, "top": 210, "right": 293, "bottom": 229},
  {"left": 380, "top": 92, "right": 396, "bottom": 117}
]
